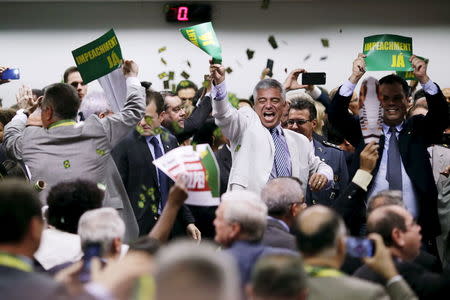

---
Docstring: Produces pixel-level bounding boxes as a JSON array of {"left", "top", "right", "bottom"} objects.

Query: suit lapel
[{"left": 137, "top": 135, "right": 158, "bottom": 185}]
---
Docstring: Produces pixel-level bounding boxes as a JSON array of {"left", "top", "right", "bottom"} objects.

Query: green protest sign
[
  {"left": 397, "top": 56, "right": 429, "bottom": 80},
  {"left": 180, "top": 22, "right": 222, "bottom": 64},
  {"left": 363, "top": 34, "right": 413, "bottom": 71},
  {"left": 72, "top": 29, "right": 123, "bottom": 84}
]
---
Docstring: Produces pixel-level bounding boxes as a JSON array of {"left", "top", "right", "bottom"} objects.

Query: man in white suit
[{"left": 209, "top": 62, "right": 333, "bottom": 195}]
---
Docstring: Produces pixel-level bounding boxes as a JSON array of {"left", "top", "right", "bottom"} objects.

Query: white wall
[{"left": 1, "top": 0, "right": 450, "bottom": 107}]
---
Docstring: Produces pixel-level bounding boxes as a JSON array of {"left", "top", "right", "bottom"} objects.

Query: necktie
[
  {"left": 269, "top": 128, "right": 291, "bottom": 177},
  {"left": 386, "top": 127, "right": 402, "bottom": 190},
  {"left": 149, "top": 136, "right": 169, "bottom": 207}
]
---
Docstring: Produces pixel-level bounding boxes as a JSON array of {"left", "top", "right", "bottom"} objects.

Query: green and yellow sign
[
  {"left": 72, "top": 29, "right": 123, "bottom": 84},
  {"left": 363, "top": 34, "right": 413, "bottom": 71},
  {"left": 180, "top": 22, "right": 222, "bottom": 64}
]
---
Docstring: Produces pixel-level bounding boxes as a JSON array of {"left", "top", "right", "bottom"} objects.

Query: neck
[
  {"left": 0, "top": 244, "right": 33, "bottom": 259},
  {"left": 303, "top": 256, "right": 341, "bottom": 269},
  {"left": 389, "top": 247, "right": 407, "bottom": 261}
]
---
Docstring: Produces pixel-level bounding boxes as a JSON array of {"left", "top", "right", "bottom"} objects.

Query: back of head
[
  {"left": 0, "top": 108, "right": 16, "bottom": 126},
  {"left": 79, "top": 91, "right": 112, "bottom": 119},
  {"left": 42, "top": 83, "right": 80, "bottom": 120},
  {"left": 253, "top": 79, "right": 286, "bottom": 101},
  {"left": 0, "top": 179, "right": 41, "bottom": 244},
  {"left": 221, "top": 190, "right": 268, "bottom": 242},
  {"left": 296, "top": 205, "right": 346, "bottom": 258},
  {"left": 367, "top": 190, "right": 404, "bottom": 214},
  {"left": 249, "top": 254, "right": 308, "bottom": 300},
  {"left": 78, "top": 207, "right": 125, "bottom": 255},
  {"left": 261, "top": 177, "right": 304, "bottom": 218},
  {"left": 379, "top": 74, "right": 410, "bottom": 98},
  {"left": 366, "top": 205, "right": 406, "bottom": 247},
  {"left": 129, "top": 236, "right": 161, "bottom": 256},
  {"left": 155, "top": 240, "right": 239, "bottom": 300},
  {"left": 46, "top": 179, "right": 104, "bottom": 234}
]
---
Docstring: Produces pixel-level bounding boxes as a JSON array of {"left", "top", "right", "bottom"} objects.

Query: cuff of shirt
[
  {"left": 85, "top": 282, "right": 115, "bottom": 300},
  {"left": 386, "top": 275, "right": 403, "bottom": 287},
  {"left": 126, "top": 77, "right": 141, "bottom": 87},
  {"left": 210, "top": 81, "right": 227, "bottom": 101},
  {"left": 13, "top": 109, "right": 29, "bottom": 123},
  {"left": 339, "top": 80, "right": 357, "bottom": 97},
  {"left": 306, "top": 86, "right": 322, "bottom": 100},
  {"left": 421, "top": 80, "right": 438, "bottom": 96},
  {"left": 352, "top": 169, "right": 373, "bottom": 192}
]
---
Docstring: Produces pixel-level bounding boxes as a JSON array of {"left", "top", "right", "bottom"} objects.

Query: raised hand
[
  {"left": 122, "top": 60, "right": 139, "bottom": 78},
  {"left": 349, "top": 53, "right": 366, "bottom": 84},
  {"left": 209, "top": 59, "right": 225, "bottom": 85},
  {"left": 283, "top": 68, "right": 309, "bottom": 91},
  {"left": 410, "top": 55, "right": 429, "bottom": 84}
]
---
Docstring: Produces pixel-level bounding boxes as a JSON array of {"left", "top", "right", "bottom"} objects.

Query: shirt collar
[
  {"left": 267, "top": 216, "right": 290, "bottom": 232},
  {"left": 270, "top": 124, "right": 284, "bottom": 136},
  {"left": 382, "top": 121, "right": 404, "bottom": 134}
]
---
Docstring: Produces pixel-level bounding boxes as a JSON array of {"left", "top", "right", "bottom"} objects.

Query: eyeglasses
[{"left": 287, "top": 119, "right": 310, "bottom": 126}]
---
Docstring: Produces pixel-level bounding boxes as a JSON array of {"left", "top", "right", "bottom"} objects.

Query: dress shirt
[
  {"left": 210, "top": 81, "right": 227, "bottom": 101},
  {"left": 369, "top": 123, "right": 418, "bottom": 217},
  {"left": 145, "top": 134, "right": 165, "bottom": 184}
]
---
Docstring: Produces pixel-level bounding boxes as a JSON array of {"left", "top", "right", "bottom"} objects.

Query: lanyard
[
  {"left": 48, "top": 119, "right": 76, "bottom": 129},
  {"left": 305, "top": 265, "right": 343, "bottom": 278},
  {"left": 0, "top": 252, "right": 32, "bottom": 272}
]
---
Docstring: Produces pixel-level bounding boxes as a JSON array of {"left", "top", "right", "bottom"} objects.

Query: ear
[
  {"left": 337, "top": 236, "right": 346, "bottom": 257},
  {"left": 159, "top": 111, "right": 167, "bottom": 122},
  {"left": 229, "top": 223, "right": 241, "bottom": 240},
  {"left": 98, "top": 112, "right": 106, "bottom": 119},
  {"left": 29, "top": 216, "right": 43, "bottom": 243},
  {"left": 391, "top": 228, "right": 405, "bottom": 247},
  {"left": 311, "top": 119, "right": 318, "bottom": 129}
]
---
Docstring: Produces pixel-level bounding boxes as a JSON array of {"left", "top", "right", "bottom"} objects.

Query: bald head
[
  {"left": 367, "top": 205, "right": 407, "bottom": 247},
  {"left": 295, "top": 205, "right": 346, "bottom": 257}
]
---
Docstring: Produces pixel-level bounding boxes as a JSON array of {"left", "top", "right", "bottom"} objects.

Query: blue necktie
[
  {"left": 269, "top": 128, "right": 291, "bottom": 177},
  {"left": 386, "top": 127, "right": 402, "bottom": 190},
  {"left": 149, "top": 136, "right": 169, "bottom": 208}
]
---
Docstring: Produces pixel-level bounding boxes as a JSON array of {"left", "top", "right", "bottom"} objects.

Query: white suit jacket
[{"left": 212, "top": 98, "right": 333, "bottom": 195}]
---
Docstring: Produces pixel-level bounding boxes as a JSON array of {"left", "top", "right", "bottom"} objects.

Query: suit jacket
[
  {"left": 261, "top": 218, "right": 297, "bottom": 251},
  {"left": 215, "top": 144, "right": 232, "bottom": 195},
  {"left": 328, "top": 85, "right": 448, "bottom": 239},
  {"left": 0, "top": 265, "right": 74, "bottom": 300},
  {"left": 354, "top": 259, "right": 450, "bottom": 299},
  {"left": 112, "top": 129, "right": 194, "bottom": 235},
  {"left": 168, "top": 96, "right": 212, "bottom": 143},
  {"left": 307, "top": 272, "right": 416, "bottom": 300},
  {"left": 3, "top": 80, "right": 145, "bottom": 242},
  {"left": 306, "top": 135, "right": 349, "bottom": 206},
  {"left": 212, "top": 99, "right": 333, "bottom": 195}
]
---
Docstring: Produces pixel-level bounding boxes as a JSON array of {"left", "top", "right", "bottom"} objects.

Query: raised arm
[
  {"left": 328, "top": 54, "right": 366, "bottom": 147},
  {"left": 101, "top": 60, "right": 146, "bottom": 147}
]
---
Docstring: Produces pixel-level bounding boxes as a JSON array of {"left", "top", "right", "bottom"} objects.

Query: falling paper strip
[
  {"left": 168, "top": 71, "right": 174, "bottom": 80},
  {"left": 226, "top": 67, "right": 233, "bottom": 74},
  {"left": 304, "top": 54, "right": 311, "bottom": 61},
  {"left": 181, "top": 71, "right": 190, "bottom": 79},
  {"left": 321, "top": 38, "right": 330, "bottom": 48},
  {"left": 163, "top": 80, "right": 169, "bottom": 90},
  {"left": 246, "top": 49, "right": 255, "bottom": 60},
  {"left": 158, "top": 72, "right": 168, "bottom": 79},
  {"left": 320, "top": 56, "right": 328, "bottom": 61},
  {"left": 158, "top": 46, "right": 167, "bottom": 53},
  {"left": 268, "top": 35, "right": 278, "bottom": 49},
  {"left": 161, "top": 58, "right": 167, "bottom": 65}
]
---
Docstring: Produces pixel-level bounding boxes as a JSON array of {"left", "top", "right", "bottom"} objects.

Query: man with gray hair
[
  {"left": 209, "top": 63, "right": 333, "bottom": 195},
  {"left": 213, "top": 190, "right": 296, "bottom": 286},
  {"left": 261, "top": 177, "right": 306, "bottom": 250},
  {"left": 367, "top": 190, "right": 404, "bottom": 215},
  {"left": 78, "top": 207, "right": 126, "bottom": 262},
  {"left": 155, "top": 240, "right": 240, "bottom": 300}
]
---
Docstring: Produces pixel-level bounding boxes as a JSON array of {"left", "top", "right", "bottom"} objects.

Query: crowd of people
[{"left": 0, "top": 51, "right": 450, "bottom": 300}]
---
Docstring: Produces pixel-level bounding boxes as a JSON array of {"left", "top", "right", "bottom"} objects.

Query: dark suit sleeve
[
  {"left": 111, "top": 139, "right": 129, "bottom": 190},
  {"left": 420, "top": 85, "right": 448, "bottom": 145},
  {"left": 333, "top": 181, "right": 367, "bottom": 236},
  {"left": 180, "top": 204, "right": 195, "bottom": 226},
  {"left": 328, "top": 87, "right": 363, "bottom": 148},
  {"left": 176, "top": 96, "right": 212, "bottom": 143},
  {"left": 315, "top": 89, "right": 331, "bottom": 112}
]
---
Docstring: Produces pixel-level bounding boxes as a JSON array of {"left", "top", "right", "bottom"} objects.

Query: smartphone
[
  {"left": 346, "top": 237, "right": 375, "bottom": 258},
  {"left": 1, "top": 68, "right": 20, "bottom": 80},
  {"left": 301, "top": 72, "right": 326, "bottom": 85},
  {"left": 266, "top": 59, "right": 274, "bottom": 78},
  {"left": 79, "top": 242, "right": 102, "bottom": 283}
]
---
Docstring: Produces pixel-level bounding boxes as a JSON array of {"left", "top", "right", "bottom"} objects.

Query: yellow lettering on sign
[
  {"left": 391, "top": 54, "right": 405, "bottom": 68},
  {"left": 75, "top": 36, "right": 120, "bottom": 65},
  {"left": 199, "top": 31, "right": 215, "bottom": 46},
  {"left": 186, "top": 29, "right": 199, "bottom": 47},
  {"left": 107, "top": 51, "right": 121, "bottom": 69}
]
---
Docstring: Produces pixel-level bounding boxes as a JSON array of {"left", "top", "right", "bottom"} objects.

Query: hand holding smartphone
[
  {"left": 346, "top": 237, "right": 375, "bottom": 258},
  {"left": 1, "top": 68, "right": 20, "bottom": 80}
]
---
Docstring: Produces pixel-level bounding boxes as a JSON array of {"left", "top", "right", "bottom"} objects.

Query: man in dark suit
[
  {"left": 260, "top": 177, "right": 306, "bottom": 251},
  {"left": 161, "top": 91, "right": 212, "bottom": 144},
  {"left": 113, "top": 90, "right": 199, "bottom": 238},
  {"left": 354, "top": 205, "right": 450, "bottom": 299},
  {"left": 215, "top": 143, "right": 232, "bottom": 195},
  {"left": 287, "top": 99, "right": 349, "bottom": 206},
  {"left": 328, "top": 54, "right": 448, "bottom": 253}
]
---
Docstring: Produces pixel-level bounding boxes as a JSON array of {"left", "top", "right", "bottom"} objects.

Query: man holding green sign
[
  {"left": 328, "top": 52, "right": 448, "bottom": 256},
  {"left": 180, "top": 22, "right": 222, "bottom": 64}
]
